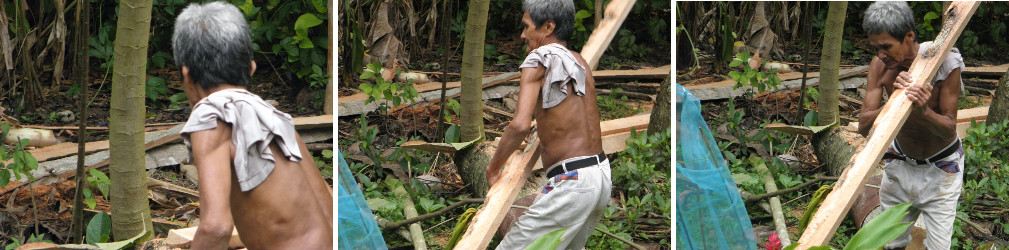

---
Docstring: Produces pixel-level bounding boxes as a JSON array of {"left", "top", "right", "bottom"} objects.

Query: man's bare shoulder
[
  {"left": 868, "top": 57, "right": 888, "bottom": 76},
  {"left": 187, "top": 120, "right": 235, "bottom": 158},
  {"left": 569, "top": 51, "right": 593, "bottom": 75}
]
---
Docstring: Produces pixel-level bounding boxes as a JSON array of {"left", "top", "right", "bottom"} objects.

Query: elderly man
[
  {"left": 173, "top": 2, "right": 333, "bottom": 249},
  {"left": 484, "top": 0, "right": 611, "bottom": 249},
  {"left": 858, "top": 2, "right": 965, "bottom": 249}
]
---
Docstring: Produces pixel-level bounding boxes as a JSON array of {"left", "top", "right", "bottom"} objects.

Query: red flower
[{"left": 765, "top": 232, "right": 782, "bottom": 250}]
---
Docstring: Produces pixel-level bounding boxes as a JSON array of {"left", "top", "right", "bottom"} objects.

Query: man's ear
[
  {"left": 542, "top": 20, "right": 556, "bottom": 36},
  {"left": 181, "top": 65, "right": 190, "bottom": 83},
  {"left": 250, "top": 61, "right": 257, "bottom": 76},
  {"left": 904, "top": 31, "right": 915, "bottom": 44}
]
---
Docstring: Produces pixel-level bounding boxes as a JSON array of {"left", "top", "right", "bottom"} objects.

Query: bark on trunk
[
  {"left": 813, "top": 127, "right": 856, "bottom": 176},
  {"left": 109, "top": 0, "right": 154, "bottom": 242},
  {"left": 648, "top": 74, "right": 671, "bottom": 135},
  {"left": 988, "top": 66, "right": 1009, "bottom": 125},
  {"left": 456, "top": 0, "right": 492, "bottom": 197},
  {"left": 70, "top": 0, "right": 89, "bottom": 243},
  {"left": 812, "top": 2, "right": 852, "bottom": 176}
]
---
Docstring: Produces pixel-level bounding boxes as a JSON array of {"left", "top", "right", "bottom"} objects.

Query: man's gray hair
[
  {"left": 523, "top": 0, "right": 576, "bottom": 42},
  {"left": 863, "top": 1, "right": 916, "bottom": 41},
  {"left": 172, "top": 1, "right": 252, "bottom": 89}
]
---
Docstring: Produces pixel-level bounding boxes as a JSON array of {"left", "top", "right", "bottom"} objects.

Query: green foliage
[
  {"left": 596, "top": 88, "right": 641, "bottom": 120},
  {"left": 359, "top": 62, "right": 420, "bottom": 114},
  {"left": 960, "top": 30, "right": 988, "bottom": 58},
  {"left": 84, "top": 169, "right": 111, "bottom": 210},
  {"left": 0, "top": 122, "right": 40, "bottom": 189},
  {"left": 68, "top": 84, "right": 82, "bottom": 98},
  {"left": 240, "top": 0, "right": 329, "bottom": 86},
  {"left": 4, "top": 233, "right": 52, "bottom": 250},
  {"left": 315, "top": 149, "right": 334, "bottom": 178},
  {"left": 844, "top": 203, "right": 912, "bottom": 250},
  {"left": 525, "top": 229, "right": 568, "bottom": 250},
  {"left": 145, "top": 77, "right": 168, "bottom": 103},
  {"left": 87, "top": 212, "right": 113, "bottom": 244},
  {"left": 603, "top": 128, "right": 671, "bottom": 245},
  {"left": 728, "top": 52, "right": 782, "bottom": 93}
]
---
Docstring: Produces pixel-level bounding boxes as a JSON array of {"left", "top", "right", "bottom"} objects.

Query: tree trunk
[
  {"left": 812, "top": 2, "right": 853, "bottom": 176},
  {"left": 989, "top": 66, "right": 1009, "bottom": 125},
  {"left": 69, "top": 0, "right": 89, "bottom": 243},
  {"left": 648, "top": 74, "right": 671, "bottom": 135},
  {"left": 676, "top": 2, "right": 695, "bottom": 69},
  {"left": 109, "top": 0, "right": 154, "bottom": 242},
  {"left": 455, "top": 0, "right": 492, "bottom": 197}
]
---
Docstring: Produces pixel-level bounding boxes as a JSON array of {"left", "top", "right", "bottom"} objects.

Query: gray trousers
[
  {"left": 881, "top": 139, "right": 964, "bottom": 250},
  {"left": 496, "top": 156, "right": 612, "bottom": 250}
]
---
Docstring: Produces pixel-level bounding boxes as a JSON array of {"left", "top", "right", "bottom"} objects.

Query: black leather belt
[
  {"left": 882, "top": 139, "right": 961, "bottom": 165},
  {"left": 546, "top": 152, "right": 606, "bottom": 179}
]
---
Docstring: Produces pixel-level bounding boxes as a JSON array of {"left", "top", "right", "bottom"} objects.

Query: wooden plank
[
  {"left": 292, "top": 114, "right": 334, "bottom": 130},
  {"left": 455, "top": 137, "right": 540, "bottom": 249},
  {"left": 165, "top": 226, "right": 244, "bottom": 248},
  {"left": 337, "top": 65, "right": 669, "bottom": 117},
  {"left": 685, "top": 66, "right": 868, "bottom": 101},
  {"left": 964, "top": 63, "right": 1009, "bottom": 76},
  {"left": 956, "top": 105, "right": 988, "bottom": 123},
  {"left": 27, "top": 141, "right": 108, "bottom": 163},
  {"left": 22, "top": 115, "right": 331, "bottom": 165},
  {"left": 797, "top": 2, "right": 979, "bottom": 247},
  {"left": 579, "top": 0, "right": 636, "bottom": 70}
]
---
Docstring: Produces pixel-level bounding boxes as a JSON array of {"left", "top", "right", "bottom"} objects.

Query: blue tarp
[
  {"left": 676, "top": 84, "right": 757, "bottom": 249},
  {"left": 337, "top": 150, "right": 388, "bottom": 249}
]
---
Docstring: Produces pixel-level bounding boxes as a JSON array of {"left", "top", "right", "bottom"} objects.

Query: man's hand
[
  {"left": 487, "top": 166, "right": 501, "bottom": 188},
  {"left": 894, "top": 71, "right": 932, "bottom": 110}
]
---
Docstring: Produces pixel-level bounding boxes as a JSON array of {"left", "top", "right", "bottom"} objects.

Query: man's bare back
[
  {"left": 189, "top": 120, "right": 333, "bottom": 249},
  {"left": 534, "top": 51, "right": 603, "bottom": 168}
]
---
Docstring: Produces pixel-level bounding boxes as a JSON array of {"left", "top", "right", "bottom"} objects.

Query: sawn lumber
[
  {"left": 165, "top": 226, "right": 243, "bottom": 248},
  {"left": 454, "top": 1, "right": 640, "bottom": 248},
  {"left": 684, "top": 65, "right": 868, "bottom": 101},
  {"left": 337, "top": 65, "right": 668, "bottom": 117},
  {"left": 796, "top": 2, "right": 979, "bottom": 247}
]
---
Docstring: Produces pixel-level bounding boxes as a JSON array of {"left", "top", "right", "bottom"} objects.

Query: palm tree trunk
[
  {"left": 109, "top": 0, "right": 154, "bottom": 242},
  {"left": 812, "top": 1, "right": 854, "bottom": 176},
  {"left": 455, "top": 0, "right": 492, "bottom": 197}
]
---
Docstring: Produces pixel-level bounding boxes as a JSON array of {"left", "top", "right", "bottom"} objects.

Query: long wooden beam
[
  {"left": 453, "top": 0, "right": 638, "bottom": 248},
  {"left": 796, "top": 2, "right": 979, "bottom": 247}
]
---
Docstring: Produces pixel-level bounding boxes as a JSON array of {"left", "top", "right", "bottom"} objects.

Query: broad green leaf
[
  {"left": 0, "top": 170, "right": 9, "bottom": 189},
  {"left": 729, "top": 60, "right": 743, "bottom": 68},
  {"left": 524, "top": 228, "right": 567, "bottom": 250},
  {"left": 844, "top": 203, "right": 912, "bottom": 250},
  {"left": 924, "top": 12, "right": 939, "bottom": 21},
  {"left": 294, "top": 14, "right": 324, "bottom": 40},
  {"left": 311, "top": 0, "right": 327, "bottom": 13},
  {"left": 96, "top": 229, "right": 147, "bottom": 250},
  {"left": 86, "top": 212, "right": 112, "bottom": 244}
]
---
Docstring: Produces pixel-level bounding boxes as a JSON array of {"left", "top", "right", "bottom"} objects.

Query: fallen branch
[
  {"left": 743, "top": 176, "right": 839, "bottom": 202},
  {"left": 394, "top": 185, "right": 428, "bottom": 250},
  {"left": 594, "top": 226, "right": 646, "bottom": 250},
  {"left": 755, "top": 159, "right": 792, "bottom": 246},
  {"left": 378, "top": 198, "right": 484, "bottom": 230},
  {"left": 597, "top": 89, "right": 654, "bottom": 101}
]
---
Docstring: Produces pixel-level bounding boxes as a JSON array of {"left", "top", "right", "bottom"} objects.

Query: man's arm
[
  {"left": 486, "top": 66, "right": 544, "bottom": 187},
  {"left": 902, "top": 68, "right": 960, "bottom": 139},
  {"left": 189, "top": 121, "right": 236, "bottom": 249},
  {"left": 859, "top": 58, "right": 887, "bottom": 137}
]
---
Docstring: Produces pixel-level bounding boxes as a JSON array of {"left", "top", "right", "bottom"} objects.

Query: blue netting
[
  {"left": 676, "top": 84, "right": 757, "bottom": 250},
  {"left": 337, "top": 150, "right": 388, "bottom": 250}
]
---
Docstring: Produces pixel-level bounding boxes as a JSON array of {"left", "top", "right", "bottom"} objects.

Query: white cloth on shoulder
[
  {"left": 917, "top": 41, "right": 965, "bottom": 93},
  {"left": 519, "top": 43, "right": 587, "bottom": 109},
  {"left": 180, "top": 88, "right": 302, "bottom": 192}
]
